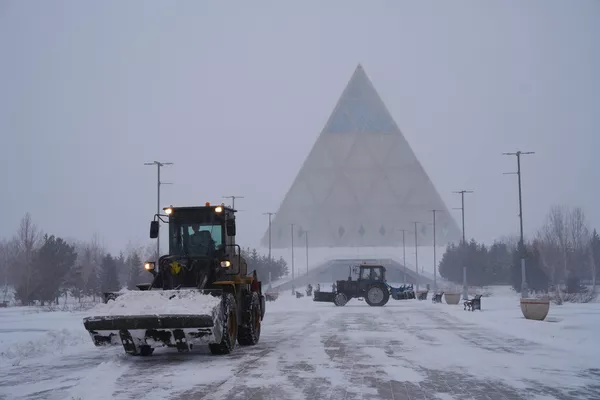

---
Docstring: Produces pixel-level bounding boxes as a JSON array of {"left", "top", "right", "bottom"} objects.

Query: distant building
[{"left": 262, "top": 64, "right": 460, "bottom": 249}]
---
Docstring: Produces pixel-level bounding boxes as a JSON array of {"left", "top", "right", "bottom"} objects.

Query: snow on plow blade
[
  {"left": 313, "top": 292, "right": 336, "bottom": 302},
  {"left": 83, "top": 289, "right": 224, "bottom": 355}
]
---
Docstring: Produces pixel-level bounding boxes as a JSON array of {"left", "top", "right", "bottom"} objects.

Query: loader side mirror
[
  {"left": 150, "top": 221, "right": 159, "bottom": 238},
  {"left": 226, "top": 219, "right": 236, "bottom": 236}
]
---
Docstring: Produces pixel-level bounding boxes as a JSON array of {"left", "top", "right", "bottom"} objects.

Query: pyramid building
[{"left": 262, "top": 65, "right": 461, "bottom": 248}]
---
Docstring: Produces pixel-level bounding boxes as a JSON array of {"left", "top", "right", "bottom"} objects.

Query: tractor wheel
[
  {"left": 209, "top": 293, "right": 237, "bottom": 355},
  {"left": 333, "top": 292, "right": 348, "bottom": 307},
  {"left": 365, "top": 284, "right": 390, "bottom": 307},
  {"left": 237, "top": 292, "right": 262, "bottom": 346}
]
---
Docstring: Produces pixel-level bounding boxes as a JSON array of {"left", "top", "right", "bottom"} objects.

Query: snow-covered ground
[{"left": 1, "top": 287, "right": 599, "bottom": 400}]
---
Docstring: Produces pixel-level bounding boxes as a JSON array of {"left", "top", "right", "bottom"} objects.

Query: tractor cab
[{"left": 358, "top": 264, "right": 386, "bottom": 283}]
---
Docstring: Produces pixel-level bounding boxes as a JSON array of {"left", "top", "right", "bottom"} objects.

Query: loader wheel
[
  {"left": 333, "top": 292, "right": 348, "bottom": 307},
  {"left": 237, "top": 292, "right": 261, "bottom": 346},
  {"left": 365, "top": 284, "right": 389, "bottom": 307},
  {"left": 209, "top": 293, "right": 237, "bottom": 355}
]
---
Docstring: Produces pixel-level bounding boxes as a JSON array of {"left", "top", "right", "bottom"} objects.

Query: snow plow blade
[
  {"left": 83, "top": 289, "right": 224, "bottom": 355},
  {"left": 83, "top": 314, "right": 215, "bottom": 331},
  {"left": 313, "top": 292, "right": 336, "bottom": 303}
]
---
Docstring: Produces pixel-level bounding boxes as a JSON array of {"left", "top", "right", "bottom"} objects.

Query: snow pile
[
  {"left": 0, "top": 328, "right": 88, "bottom": 362},
  {"left": 86, "top": 290, "right": 222, "bottom": 317}
]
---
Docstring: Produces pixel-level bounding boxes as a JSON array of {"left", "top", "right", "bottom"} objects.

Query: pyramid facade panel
[{"left": 262, "top": 65, "right": 461, "bottom": 248}]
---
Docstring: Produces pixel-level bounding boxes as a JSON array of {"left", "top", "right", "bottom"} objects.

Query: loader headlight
[
  {"left": 215, "top": 206, "right": 223, "bottom": 213},
  {"left": 144, "top": 262, "right": 155, "bottom": 271},
  {"left": 163, "top": 207, "right": 173, "bottom": 215},
  {"left": 220, "top": 260, "right": 231, "bottom": 268}
]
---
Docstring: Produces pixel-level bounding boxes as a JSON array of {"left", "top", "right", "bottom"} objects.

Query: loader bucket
[
  {"left": 83, "top": 289, "right": 224, "bottom": 355},
  {"left": 313, "top": 292, "right": 336, "bottom": 303}
]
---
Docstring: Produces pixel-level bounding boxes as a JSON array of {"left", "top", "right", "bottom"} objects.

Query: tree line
[
  {"left": 439, "top": 205, "right": 599, "bottom": 300},
  {"left": 0, "top": 213, "right": 155, "bottom": 305},
  {"left": 0, "top": 213, "right": 290, "bottom": 305},
  {"left": 241, "top": 247, "right": 289, "bottom": 284}
]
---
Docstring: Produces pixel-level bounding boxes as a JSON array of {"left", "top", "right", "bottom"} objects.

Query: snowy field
[{"left": 1, "top": 287, "right": 599, "bottom": 400}]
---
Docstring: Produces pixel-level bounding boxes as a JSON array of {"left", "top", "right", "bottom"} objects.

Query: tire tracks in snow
[{"left": 174, "top": 311, "right": 322, "bottom": 400}]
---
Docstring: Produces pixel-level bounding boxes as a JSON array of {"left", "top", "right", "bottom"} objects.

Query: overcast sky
[{"left": 1, "top": 0, "right": 599, "bottom": 255}]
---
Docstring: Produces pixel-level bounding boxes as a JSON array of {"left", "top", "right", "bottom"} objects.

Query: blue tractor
[{"left": 313, "top": 264, "right": 391, "bottom": 306}]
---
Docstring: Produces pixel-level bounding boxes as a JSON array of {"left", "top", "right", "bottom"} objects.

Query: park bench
[
  {"left": 463, "top": 294, "right": 482, "bottom": 311},
  {"left": 296, "top": 291, "right": 304, "bottom": 299},
  {"left": 417, "top": 291, "right": 428, "bottom": 301},
  {"left": 432, "top": 292, "right": 444, "bottom": 303}
]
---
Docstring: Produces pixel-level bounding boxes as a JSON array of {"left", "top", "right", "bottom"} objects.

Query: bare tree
[
  {"left": 72, "top": 233, "right": 106, "bottom": 302},
  {"left": 567, "top": 207, "right": 590, "bottom": 279},
  {"left": 537, "top": 205, "right": 592, "bottom": 298},
  {"left": 143, "top": 242, "right": 158, "bottom": 264},
  {"left": 13, "top": 213, "right": 41, "bottom": 304}
]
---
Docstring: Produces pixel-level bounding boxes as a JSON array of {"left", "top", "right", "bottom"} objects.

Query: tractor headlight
[
  {"left": 220, "top": 260, "right": 231, "bottom": 268},
  {"left": 144, "top": 261, "right": 155, "bottom": 271},
  {"left": 215, "top": 206, "right": 223, "bottom": 213}
]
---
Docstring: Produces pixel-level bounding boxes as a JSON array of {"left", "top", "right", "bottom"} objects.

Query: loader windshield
[{"left": 169, "top": 222, "right": 223, "bottom": 257}]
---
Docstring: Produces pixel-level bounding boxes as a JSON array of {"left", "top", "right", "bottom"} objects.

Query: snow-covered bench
[{"left": 432, "top": 292, "right": 443, "bottom": 303}]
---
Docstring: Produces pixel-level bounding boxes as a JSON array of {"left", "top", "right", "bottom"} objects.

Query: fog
[{"left": 1, "top": 0, "right": 599, "bottom": 258}]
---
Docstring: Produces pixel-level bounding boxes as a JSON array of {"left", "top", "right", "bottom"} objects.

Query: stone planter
[
  {"left": 520, "top": 298, "right": 550, "bottom": 321},
  {"left": 444, "top": 293, "right": 461, "bottom": 305}
]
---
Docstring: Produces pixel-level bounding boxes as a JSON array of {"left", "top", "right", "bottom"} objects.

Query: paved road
[{"left": 1, "top": 299, "right": 599, "bottom": 400}]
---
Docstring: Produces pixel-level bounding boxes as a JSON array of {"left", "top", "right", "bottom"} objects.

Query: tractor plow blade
[
  {"left": 83, "top": 289, "right": 224, "bottom": 355},
  {"left": 313, "top": 292, "right": 336, "bottom": 303}
]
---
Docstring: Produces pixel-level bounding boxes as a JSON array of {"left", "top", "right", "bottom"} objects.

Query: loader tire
[
  {"left": 209, "top": 293, "right": 237, "bottom": 355},
  {"left": 237, "top": 292, "right": 261, "bottom": 346},
  {"left": 365, "top": 283, "right": 389, "bottom": 307}
]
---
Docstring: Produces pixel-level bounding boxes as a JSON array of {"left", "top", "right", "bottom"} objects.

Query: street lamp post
[
  {"left": 222, "top": 195, "right": 244, "bottom": 210},
  {"left": 290, "top": 223, "right": 295, "bottom": 283},
  {"left": 144, "top": 161, "right": 173, "bottom": 265},
  {"left": 413, "top": 222, "right": 420, "bottom": 292},
  {"left": 431, "top": 209, "right": 442, "bottom": 291},
  {"left": 305, "top": 231, "right": 309, "bottom": 284},
  {"left": 453, "top": 190, "right": 473, "bottom": 300},
  {"left": 263, "top": 212, "right": 276, "bottom": 261},
  {"left": 503, "top": 151, "right": 534, "bottom": 298},
  {"left": 399, "top": 229, "right": 408, "bottom": 284}
]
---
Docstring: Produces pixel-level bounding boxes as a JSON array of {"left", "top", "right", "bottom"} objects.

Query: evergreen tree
[
  {"left": 66, "top": 263, "right": 85, "bottom": 301},
  {"left": 488, "top": 242, "right": 512, "bottom": 284},
  {"left": 28, "top": 235, "right": 77, "bottom": 304},
  {"left": 116, "top": 251, "right": 128, "bottom": 285},
  {"left": 591, "top": 229, "right": 600, "bottom": 282},
  {"left": 439, "top": 243, "right": 464, "bottom": 284},
  {"left": 127, "top": 251, "right": 143, "bottom": 290},
  {"left": 510, "top": 243, "right": 548, "bottom": 293},
  {"left": 100, "top": 254, "right": 120, "bottom": 293},
  {"left": 241, "top": 248, "right": 288, "bottom": 281}
]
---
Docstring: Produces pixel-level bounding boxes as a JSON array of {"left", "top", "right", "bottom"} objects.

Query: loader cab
[{"left": 151, "top": 204, "right": 237, "bottom": 259}]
